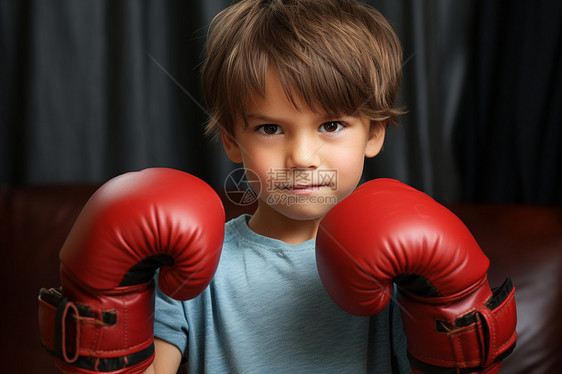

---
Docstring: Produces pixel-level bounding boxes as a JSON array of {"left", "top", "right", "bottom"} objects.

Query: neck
[{"left": 248, "top": 200, "right": 322, "bottom": 245}]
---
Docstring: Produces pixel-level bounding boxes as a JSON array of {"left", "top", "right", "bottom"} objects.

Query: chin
[{"left": 271, "top": 202, "right": 334, "bottom": 222}]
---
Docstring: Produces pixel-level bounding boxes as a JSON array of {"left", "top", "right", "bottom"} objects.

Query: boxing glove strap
[
  {"left": 407, "top": 343, "right": 515, "bottom": 374},
  {"left": 67, "top": 343, "right": 154, "bottom": 372},
  {"left": 405, "top": 278, "right": 517, "bottom": 372},
  {"left": 436, "top": 279, "right": 514, "bottom": 333}
]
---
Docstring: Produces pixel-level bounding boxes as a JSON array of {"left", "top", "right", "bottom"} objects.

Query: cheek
[
  {"left": 240, "top": 150, "right": 279, "bottom": 194},
  {"left": 328, "top": 143, "right": 366, "bottom": 170},
  {"left": 328, "top": 148, "right": 366, "bottom": 192}
]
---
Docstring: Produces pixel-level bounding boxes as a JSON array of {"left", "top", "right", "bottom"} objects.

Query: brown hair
[{"left": 201, "top": 0, "right": 404, "bottom": 138}]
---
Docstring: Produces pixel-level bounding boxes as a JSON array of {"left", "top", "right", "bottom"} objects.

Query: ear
[
  {"left": 220, "top": 129, "right": 243, "bottom": 163},
  {"left": 364, "top": 121, "right": 386, "bottom": 158}
]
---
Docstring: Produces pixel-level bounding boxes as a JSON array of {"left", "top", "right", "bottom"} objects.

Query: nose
[{"left": 286, "top": 133, "right": 321, "bottom": 170}]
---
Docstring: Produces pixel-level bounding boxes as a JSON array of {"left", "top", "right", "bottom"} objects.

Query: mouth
[{"left": 281, "top": 184, "right": 332, "bottom": 194}]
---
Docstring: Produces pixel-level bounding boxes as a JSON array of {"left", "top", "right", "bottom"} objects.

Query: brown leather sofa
[{"left": 1, "top": 182, "right": 560, "bottom": 374}]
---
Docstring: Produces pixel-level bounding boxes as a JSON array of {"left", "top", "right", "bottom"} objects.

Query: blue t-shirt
[{"left": 154, "top": 214, "right": 410, "bottom": 373}]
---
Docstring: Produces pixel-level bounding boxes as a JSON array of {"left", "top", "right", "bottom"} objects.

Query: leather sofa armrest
[{"left": 448, "top": 204, "right": 562, "bottom": 374}]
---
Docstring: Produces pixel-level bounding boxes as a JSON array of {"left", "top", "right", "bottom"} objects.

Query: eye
[
  {"left": 319, "top": 121, "right": 345, "bottom": 133},
  {"left": 257, "top": 124, "right": 282, "bottom": 135}
]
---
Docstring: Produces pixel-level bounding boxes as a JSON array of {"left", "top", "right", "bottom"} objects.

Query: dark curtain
[
  {"left": 458, "top": 0, "right": 562, "bottom": 205},
  {"left": 0, "top": 0, "right": 230, "bottom": 186},
  {"left": 1, "top": 0, "right": 561, "bottom": 204}
]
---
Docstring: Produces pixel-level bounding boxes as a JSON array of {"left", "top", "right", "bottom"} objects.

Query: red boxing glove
[
  {"left": 38, "top": 168, "right": 224, "bottom": 373},
  {"left": 316, "top": 179, "right": 517, "bottom": 374}
]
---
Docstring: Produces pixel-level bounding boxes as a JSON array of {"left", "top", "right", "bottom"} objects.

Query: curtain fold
[
  {"left": 364, "top": 0, "right": 473, "bottom": 202},
  {"left": 457, "top": 0, "right": 562, "bottom": 204}
]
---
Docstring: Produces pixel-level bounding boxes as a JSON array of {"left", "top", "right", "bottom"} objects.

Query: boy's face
[{"left": 221, "top": 68, "right": 385, "bottom": 222}]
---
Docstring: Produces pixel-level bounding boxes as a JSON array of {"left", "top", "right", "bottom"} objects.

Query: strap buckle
[{"left": 38, "top": 287, "right": 80, "bottom": 363}]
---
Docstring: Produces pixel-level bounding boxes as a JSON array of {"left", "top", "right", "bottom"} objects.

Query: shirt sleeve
[{"left": 153, "top": 274, "right": 189, "bottom": 356}]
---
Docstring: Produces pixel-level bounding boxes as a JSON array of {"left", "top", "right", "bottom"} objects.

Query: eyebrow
[
  {"left": 245, "top": 113, "right": 284, "bottom": 124},
  {"left": 245, "top": 112, "right": 347, "bottom": 125}
]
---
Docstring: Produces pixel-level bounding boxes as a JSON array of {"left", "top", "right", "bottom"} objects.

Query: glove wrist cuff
[
  {"left": 38, "top": 282, "right": 155, "bottom": 372},
  {"left": 400, "top": 278, "right": 517, "bottom": 372}
]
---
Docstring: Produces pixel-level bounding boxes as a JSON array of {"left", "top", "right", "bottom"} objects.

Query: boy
[{"left": 149, "top": 0, "right": 410, "bottom": 372}]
